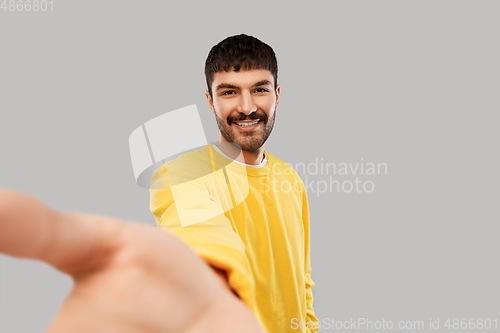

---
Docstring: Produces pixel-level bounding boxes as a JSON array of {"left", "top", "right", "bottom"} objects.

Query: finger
[{"left": 0, "top": 188, "right": 125, "bottom": 277}]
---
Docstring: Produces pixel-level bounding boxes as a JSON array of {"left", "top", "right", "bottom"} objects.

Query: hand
[{"left": 0, "top": 189, "right": 264, "bottom": 333}]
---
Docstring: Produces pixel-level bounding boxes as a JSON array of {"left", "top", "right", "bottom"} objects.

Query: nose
[{"left": 237, "top": 91, "right": 257, "bottom": 115}]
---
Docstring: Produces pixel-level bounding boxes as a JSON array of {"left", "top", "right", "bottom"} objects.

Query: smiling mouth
[
  {"left": 233, "top": 119, "right": 261, "bottom": 127},
  {"left": 231, "top": 119, "right": 262, "bottom": 131}
]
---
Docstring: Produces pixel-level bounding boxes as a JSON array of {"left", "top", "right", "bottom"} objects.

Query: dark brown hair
[{"left": 205, "top": 34, "right": 278, "bottom": 97}]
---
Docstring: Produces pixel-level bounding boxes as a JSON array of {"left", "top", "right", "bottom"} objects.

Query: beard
[{"left": 214, "top": 107, "right": 277, "bottom": 151}]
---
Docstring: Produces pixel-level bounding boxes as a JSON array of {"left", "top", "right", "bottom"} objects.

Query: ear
[
  {"left": 205, "top": 90, "right": 215, "bottom": 116},
  {"left": 275, "top": 84, "right": 281, "bottom": 110}
]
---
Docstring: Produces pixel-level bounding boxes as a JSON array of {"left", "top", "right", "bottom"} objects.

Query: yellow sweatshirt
[{"left": 149, "top": 144, "right": 318, "bottom": 333}]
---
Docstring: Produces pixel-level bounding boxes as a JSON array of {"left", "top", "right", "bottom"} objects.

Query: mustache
[{"left": 228, "top": 111, "right": 267, "bottom": 124}]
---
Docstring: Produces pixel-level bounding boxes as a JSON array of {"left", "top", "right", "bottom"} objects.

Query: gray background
[{"left": 1, "top": 1, "right": 499, "bottom": 332}]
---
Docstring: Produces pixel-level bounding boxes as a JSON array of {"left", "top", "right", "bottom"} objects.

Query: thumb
[{"left": 0, "top": 188, "right": 124, "bottom": 277}]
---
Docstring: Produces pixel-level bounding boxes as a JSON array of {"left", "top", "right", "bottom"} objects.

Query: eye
[
  {"left": 221, "top": 90, "right": 235, "bottom": 96},
  {"left": 255, "top": 88, "right": 268, "bottom": 93}
]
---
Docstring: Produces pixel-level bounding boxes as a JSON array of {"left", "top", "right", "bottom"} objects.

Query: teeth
[{"left": 235, "top": 120, "right": 259, "bottom": 127}]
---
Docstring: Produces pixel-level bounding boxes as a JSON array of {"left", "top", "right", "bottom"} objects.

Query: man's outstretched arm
[{"left": 0, "top": 188, "right": 265, "bottom": 333}]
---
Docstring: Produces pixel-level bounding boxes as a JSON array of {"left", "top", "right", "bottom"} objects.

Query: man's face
[{"left": 205, "top": 69, "right": 280, "bottom": 151}]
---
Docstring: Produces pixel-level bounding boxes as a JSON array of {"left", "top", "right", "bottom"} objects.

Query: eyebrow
[
  {"left": 251, "top": 80, "right": 273, "bottom": 88},
  {"left": 215, "top": 80, "right": 273, "bottom": 92}
]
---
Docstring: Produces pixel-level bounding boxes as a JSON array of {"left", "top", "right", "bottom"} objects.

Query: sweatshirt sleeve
[
  {"left": 301, "top": 181, "right": 320, "bottom": 333},
  {"left": 149, "top": 162, "right": 256, "bottom": 311}
]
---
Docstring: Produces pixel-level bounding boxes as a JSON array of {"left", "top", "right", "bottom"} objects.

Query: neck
[{"left": 216, "top": 136, "right": 265, "bottom": 166}]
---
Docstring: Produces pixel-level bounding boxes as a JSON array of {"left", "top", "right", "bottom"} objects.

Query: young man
[
  {"left": 150, "top": 34, "right": 318, "bottom": 333},
  {"left": 0, "top": 34, "right": 317, "bottom": 333}
]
